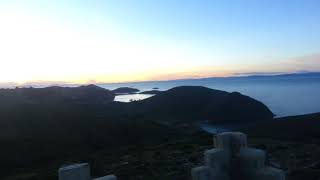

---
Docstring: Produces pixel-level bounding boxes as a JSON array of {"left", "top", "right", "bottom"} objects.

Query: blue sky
[{"left": 0, "top": 0, "right": 320, "bottom": 83}]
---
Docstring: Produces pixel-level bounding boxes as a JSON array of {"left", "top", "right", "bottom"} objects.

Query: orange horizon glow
[
  {"left": 8, "top": 58, "right": 319, "bottom": 85},
  {"left": 1, "top": 3, "right": 320, "bottom": 85}
]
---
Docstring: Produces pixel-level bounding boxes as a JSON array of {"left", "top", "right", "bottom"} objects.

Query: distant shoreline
[{"left": 1, "top": 72, "right": 319, "bottom": 89}]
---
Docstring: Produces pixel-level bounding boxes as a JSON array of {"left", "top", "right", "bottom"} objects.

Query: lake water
[
  {"left": 99, "top": 74, "right": 320, "bottom": 117},
  {"left": 114, "top": 94, "right": 154, "bottom": 102}
]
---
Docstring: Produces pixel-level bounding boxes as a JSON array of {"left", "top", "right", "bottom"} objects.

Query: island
[
  {"left": 138, "top": 90, "right": 162, "bottom": 95},
  {"left": 111, "top": 87, "right": 140, "bottom": 94}
]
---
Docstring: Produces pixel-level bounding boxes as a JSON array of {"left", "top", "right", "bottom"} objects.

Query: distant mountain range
[
  {"left": 172, "top": 72, "right": 320, "bottom": 82},
  {"left": 233, "top": 71, "right": 320, "bottom": 78},
  {"left": 98, "top": 71, "right": 320, "bottom": 85}
]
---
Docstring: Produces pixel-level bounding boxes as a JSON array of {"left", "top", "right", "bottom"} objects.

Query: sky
[{"left": 0, "top": 0, "right": 320, "bottom": 84}]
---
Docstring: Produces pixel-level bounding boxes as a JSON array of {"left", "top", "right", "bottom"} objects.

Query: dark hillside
[
  {"left": 0, "top": 85, "right": 274, "bottom": 179},
  {"left": 133, "top": 86, "right": 273, "bottom": 124},
  {"left": 0, "top": 84, "right": 115, "bottom": 105},
  {"left": 243, "top": 113, "right": 320, "bottom": 141}
]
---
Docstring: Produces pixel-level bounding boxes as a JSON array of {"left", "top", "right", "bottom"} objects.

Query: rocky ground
[{"left": 4, "top": 131, "right": 320, "bottom": 180}]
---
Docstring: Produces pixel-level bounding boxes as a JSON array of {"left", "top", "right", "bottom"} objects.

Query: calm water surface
[
  {"left": 114, "top": 94, "right": 153, "bottom": 102},
  {"left": 100, "top": 75, "right": 320, "bottom": 117}
]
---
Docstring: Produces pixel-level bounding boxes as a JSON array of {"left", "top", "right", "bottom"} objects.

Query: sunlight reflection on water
[
  {"left": 101, "top": 76, "right": 320, "bottom": 117},
  {"left": 114, "top": 94, "right": 154, "bottom": 102}
]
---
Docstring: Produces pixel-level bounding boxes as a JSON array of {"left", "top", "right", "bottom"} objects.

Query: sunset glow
[{"left": 1, "top": 0, "right": 320, "bottom": 84}]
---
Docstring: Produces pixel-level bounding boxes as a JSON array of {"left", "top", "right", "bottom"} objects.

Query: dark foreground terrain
[
  {"left": 243, "top": 113, "right": 320, "bottom": 180},
  {"left": 4, "top": 117, "right": 320, "bottom": 180},
  {"left": 0, "top": 85, "right": 319, "bottom": 179}
]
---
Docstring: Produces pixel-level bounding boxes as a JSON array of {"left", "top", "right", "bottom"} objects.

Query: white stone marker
[
  {"left": 59, "top": 163, "right": 91, "bottom": 180},
  {"left": 192, "top": 132, "right": 285, "bottom": 180}
]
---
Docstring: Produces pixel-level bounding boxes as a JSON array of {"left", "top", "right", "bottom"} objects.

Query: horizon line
[{"left": 0, "top": 71, "right": 319, "bottom": 88}]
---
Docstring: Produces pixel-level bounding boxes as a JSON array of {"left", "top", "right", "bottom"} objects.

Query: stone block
[
  {"left": 192, "top": 132, "right": 285, "bottom": 180},
  {"left": 191, "top": 166, "right": 212, "bottom": 180},
  {"left": 93, "top": 175, "right": 117, "bottom": 180},
  {"left": 214, "top": 132, "right": 247, "bottom": 154},
  {"left": 251, "top": 167, "right": 286, "bottom": 180},
  {"left": 210, "top": 170, "right": 229, "bottom": 180},
  {"left": 59, "top": 163, "right": 90, "bottom": 180},
  {"left": 238, "top": 148, "right": 266, "bottom": 173},
  {"left": 214, "top": 133, "right": 232, "bottom": 150},
  {"left": 204, "top": 148, "right": 229, "bottom": 171},
  {"left": 230, "top": 132, "right": 247, "bottom": 153}
]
